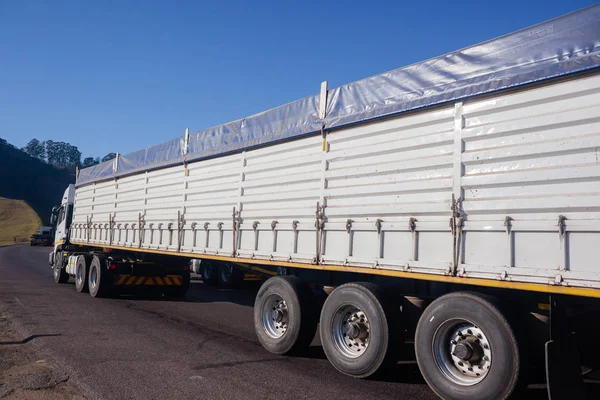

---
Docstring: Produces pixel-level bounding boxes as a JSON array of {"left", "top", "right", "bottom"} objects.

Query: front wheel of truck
[{"left": 53, "top": 251, "right": 69, "bottom": 284}]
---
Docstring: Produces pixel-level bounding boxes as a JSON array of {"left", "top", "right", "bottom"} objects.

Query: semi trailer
[{"left": 48, "top": 6, "right": 600, "bottom": 400}]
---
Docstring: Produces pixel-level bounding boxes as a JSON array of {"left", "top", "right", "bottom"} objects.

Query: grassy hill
[
  {"left": 0, "top": 198, "right": 42, "bottom": 246},
  {"left": 0, "top": 139, "right": 74, "bottom": 224}
]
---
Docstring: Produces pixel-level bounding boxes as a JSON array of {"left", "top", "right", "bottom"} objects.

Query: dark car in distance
[{"left": 30, "top": 234, "right": 52, "bottom": 246}]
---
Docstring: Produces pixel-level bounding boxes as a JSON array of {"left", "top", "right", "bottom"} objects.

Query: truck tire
[
  {"left": 254, "top": 276, "right": 317, "bottom": 355},
  {"left": 414, "top": 292, "right": 523, "bottom": 400},
  {"left": 164, "top": 272, "right": 191, "bottom": 298},
  {"left": 201, "top": 260, "right": 218, "bottom": 286},
  {"left": 53, "top": 251, "right": 69, "bottom": 284},
  {"left": 218, "top": 263, "right": 243, "bottom": 288},
  {"left": 319, "top": 282, "right": 396, "bottom": 378},
  {"left": 75, "top": 255, "right": 91, "bottom": 293},
  {"left": 88, "top": 255, "right": 110, "bottom": 298}
]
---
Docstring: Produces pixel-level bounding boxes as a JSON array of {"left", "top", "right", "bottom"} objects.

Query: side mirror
[{"left": 50, "top": 214, "right": 57, "bottom": 225}]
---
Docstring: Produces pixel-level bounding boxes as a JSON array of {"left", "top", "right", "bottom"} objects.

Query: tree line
[{"left": 22, "top": 138, "right": 116, "bottom": 171}]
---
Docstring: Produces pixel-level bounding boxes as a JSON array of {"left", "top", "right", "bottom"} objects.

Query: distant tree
[
  {"left": 102, "top": 152, "right": 117, "bottom": 162},
  {"left": 66, "top": 145, "right": 81, "bottom": 168},
  {"left": 82, "top": 157, "right": 99, "bottom": 167},
  {"left": 44, "top": 140, "right": 81, "bottom": 170},
  {"left": 45, "top": 140, "right": 59, "bottom": 165},
  {"left": 23, "top": 138, "right": 45, "bottom": 161}
]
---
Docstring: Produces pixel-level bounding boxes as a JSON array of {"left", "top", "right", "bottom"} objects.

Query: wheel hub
[
  {"left": 447, "top": 324, "right": 492, "bottom": 383},
  {"left": 452, "top": 340, "right": 483, "bottom": 363},
  {"left": 262, "top": 294, "right": 288, "bottom": 339},
  {"left": 332, "top": 307, "right": 370, "bottom": 358},
  {"left": 432, "top": 320, "right": 493, "bottom": 386},
  {"left": 272, "top": 308, "right": 285, "bottom": 323}
]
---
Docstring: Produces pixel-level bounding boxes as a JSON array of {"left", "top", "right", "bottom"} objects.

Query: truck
[
  {"left": 39, "top": 226, "right": 54, "bottom": 237},
  {"left": 48, "top": 6, "right": 600, "bottom": 400}
]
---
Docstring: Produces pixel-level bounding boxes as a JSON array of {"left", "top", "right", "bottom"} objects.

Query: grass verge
[{"left": 0, "top": 198, "right": 42, "bottom": 246}]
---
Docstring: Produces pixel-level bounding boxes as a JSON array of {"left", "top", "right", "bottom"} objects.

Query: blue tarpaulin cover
[{"left": 77, "top": 5, "right": 600, "bottom": 186}]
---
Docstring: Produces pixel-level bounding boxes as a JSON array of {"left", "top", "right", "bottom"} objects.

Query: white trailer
[{"left": 50, "top": 6, "right": 600, "bottom": 400}]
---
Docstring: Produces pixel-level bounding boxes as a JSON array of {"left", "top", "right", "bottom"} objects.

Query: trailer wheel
[
  {"left": 254, "top": 276, "right": 317, "bottom": 355},
  {"left": 75, "top": 255, "right": 91, "bottom": 293},
  {"left": 53, "top": 251, "right": 69, "bottom": 284},
  {"left": 201, "top": 261, "right": 218, "bottom": 286},
  {"left": 319, "top": 282, "right": 395, "bottom": 378},
  {"left": 415, "top": 292, "right": 522, "bottom": 400},
  {"left": 218, "top": 263, "right": 243, "bottom": 288},
  {"left": 88, "top": 255, "right": 110, "bottom": 298}
]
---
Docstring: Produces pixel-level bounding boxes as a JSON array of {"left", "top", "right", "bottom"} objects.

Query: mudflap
[{"left": 545, "top": 296, "right": 586, "bottom": 400}]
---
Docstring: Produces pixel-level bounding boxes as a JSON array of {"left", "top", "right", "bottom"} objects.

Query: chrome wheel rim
[
  {"left": 331, "top": 305, "right": 370, "bottom": 359},
  {"left": 261, "top": 294, "right": 288, "bottom": 339},
  {"left": 432, "top": 319, "right": 492, "bottom": 386},
  {"left": 90, "top": 266, "right": 98, "bottom": 289},
  {"left": 76, "top": 264, "right": 83, "bottom": 285}
]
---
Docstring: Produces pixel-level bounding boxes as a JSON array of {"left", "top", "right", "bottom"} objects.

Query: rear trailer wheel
[
  {"left": 88, "top": 255, "right": 110, "bottom": 298},
  {"left": 53, "top": 252, "right": 68, "bottom": 284},
  {"left": 320, "top": 282, "right": 396, "bottom": 378},
  {"left": 254, "top": 276, "right": 317, "bottom": 355},
  {"left": 201, "top": 261, "right": 218, "bottom": 286},
  {"left": 75, "top": 255, "right": 91, "bottom": 293},
  {"left": 218, "top": 263, "right": 243, "bottom": 288},
  {"left": 415, "top": 292, "right": 522, "bottom": 400}
]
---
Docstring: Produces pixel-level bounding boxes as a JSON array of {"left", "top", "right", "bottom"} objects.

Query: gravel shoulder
[{"left": 0, "top": 314, "right": 84, "bottom": 400}]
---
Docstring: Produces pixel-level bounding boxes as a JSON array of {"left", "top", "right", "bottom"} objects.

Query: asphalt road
[{"left": 0, "top": 245, "right": 440, "bottom": 400}]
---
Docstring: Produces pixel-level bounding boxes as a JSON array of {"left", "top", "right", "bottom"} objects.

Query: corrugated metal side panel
[
  {"left": 139, "top": 165, "right": 185, "bottom": 252},
  {"left": 181, "top": 153, "right": 241, "bottom": 255},
  {"left": 72, "top": 180, "right": 116, "bottom": 244},
  {"left": 113, "top": 174, "right": 146, "bottom": 247},
  {"left": 71, "top": 72, "right": 600, "bottom": 291},
  {"left": 71, "top": 184, "right": 93, "bottom": 243},
  {"left": 459, "top": 73, "right": 600, "bottom": 288},
  {"left": 322, "top": 106, "right": 455, "bottom": 274},
  {"left": 237, "top": 135, "right": 322, "bottom": 263}
]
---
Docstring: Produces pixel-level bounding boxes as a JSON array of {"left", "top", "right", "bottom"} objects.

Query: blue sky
[{"left": 0, "top": 0, "right": 596, "bottom": 159}]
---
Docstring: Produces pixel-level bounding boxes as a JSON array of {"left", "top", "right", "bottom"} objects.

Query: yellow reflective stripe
[
  {"left": 146, "top": 277, "right": 154, "bottom": 285},
  {"left": 164, "top": 277, "right": 172, "bottom": 286},
  {"left": 126, "top": 276, "right": 137, "bottom": 285},
  {"left": 117, "top": 275, "right": 128, "bottom": 285},
  {"left": 70, "top": 241, "right": 600, "bottom": 299},
  {"left": 155, "top": 277, "right": 164, "bottom": 285},
  {"left": 135, "top": 277, "right": 145, "bottom": 285}
]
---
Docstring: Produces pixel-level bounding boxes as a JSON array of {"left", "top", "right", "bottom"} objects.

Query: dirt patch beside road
[{"left": 0, "top": 315, "right": 84, "bottom": 399}]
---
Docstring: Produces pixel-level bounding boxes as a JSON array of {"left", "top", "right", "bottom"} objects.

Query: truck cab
[{"left": 48, "top": 184, "right": 75, "bottom": 266}]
